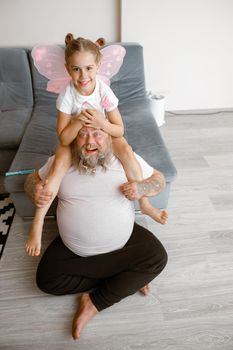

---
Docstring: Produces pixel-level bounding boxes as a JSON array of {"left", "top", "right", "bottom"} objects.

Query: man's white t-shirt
[
  {"left": 39, "top": 154, "right": 153, "bottom": 257},
  {"left": 56, "top": 78, "right": 119, "bottom": 117}
]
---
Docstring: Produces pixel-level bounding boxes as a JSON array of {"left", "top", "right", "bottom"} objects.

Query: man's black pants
[{"left": 36, "top": 223, "right": 168, "bottom": 311}]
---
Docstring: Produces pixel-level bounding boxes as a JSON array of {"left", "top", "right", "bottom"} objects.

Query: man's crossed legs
[{"left": 36, "top": 223, "right": 168, "bottom": 340}]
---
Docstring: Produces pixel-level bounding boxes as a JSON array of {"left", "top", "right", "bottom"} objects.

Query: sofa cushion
[
  {"left": 5, "top": 105, "right": 58, "bottom": 192},
  {"left": 0, "top": 108, "right": 32, "bottom": 149},
  {"left": 0, "top": 150, "right": 17, "bottom": 173},
  {"left": 0, "top": 48, "right": 33, "bottom": 110},
  {"left": 18, "top": 107, "right": 58, "bottom": 156}
]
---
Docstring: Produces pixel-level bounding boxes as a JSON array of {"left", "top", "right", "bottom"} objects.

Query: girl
[{"left": 25, "top": 33, "right": 168, "bottom": 257}]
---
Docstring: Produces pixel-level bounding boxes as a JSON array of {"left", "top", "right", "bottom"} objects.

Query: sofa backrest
[
  {"left": 111, "top": 43, "right": 146, "bottom": 102},
  {"left": 28, "top": 52, "right": 58, "bottom": 107},
  {"left": 0, "top": 48, "right": 33, "bottom": 110}
]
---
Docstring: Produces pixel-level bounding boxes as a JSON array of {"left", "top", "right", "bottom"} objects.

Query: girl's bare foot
[
  {"left": 140, "top": 199, "right": 168, "bottom": 224},
  {"left": 72, "top": 293, "right": 98, "bottom": 340},
  {"left": 25, "top": 221, "right": 43, "bottom": 256},
  {"left": 139, "top": 284, "right": 150, "bottom": 296}
]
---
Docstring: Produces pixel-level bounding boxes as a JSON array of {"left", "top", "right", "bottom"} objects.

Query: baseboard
[{"left": 166, "top": 108, "right": 233, "bottom": 116}]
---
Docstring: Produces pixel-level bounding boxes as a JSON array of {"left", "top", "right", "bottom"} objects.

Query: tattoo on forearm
[{"left": 137, "top": 176, "right": 164, "bottom": 197}]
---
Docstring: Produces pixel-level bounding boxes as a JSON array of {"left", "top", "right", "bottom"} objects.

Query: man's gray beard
[{"left": 71, "top": 142, "right": 113, "bottom": 174}]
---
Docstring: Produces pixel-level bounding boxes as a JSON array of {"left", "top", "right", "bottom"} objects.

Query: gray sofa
[{"left": 2, "top": 43, "right": 177, "bottom": 218}]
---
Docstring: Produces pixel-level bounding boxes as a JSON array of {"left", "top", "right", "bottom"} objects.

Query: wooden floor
[{"left": 1, "top": 112, "right": 233, "bottom": 349}]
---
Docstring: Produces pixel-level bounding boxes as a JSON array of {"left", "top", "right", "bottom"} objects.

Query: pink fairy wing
[
  {"left": 31, "top": 45, "right": 71, "bottom": 93},
  {"left": 98, "top": 45, "right": 126, "bottom": 86},
  {"left": 46, "top": 78, "right": 71, "bottom": 94}
]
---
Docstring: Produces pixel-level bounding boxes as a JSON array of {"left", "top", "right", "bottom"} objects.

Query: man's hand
[
  {"left": 78, "top": 109, "right": 107, "bottom": 130},
  {"left": 34, "top": 179, "right": 53, "bottom": 208},
  {"left": 24, "top": 173, "right": 53, "bottom": 208},
  {"left": 120, "top": 170, "right": 165, "bottom": 201},
  {"left": 120, "top": 181, "right": 142, "bottom": 201}
]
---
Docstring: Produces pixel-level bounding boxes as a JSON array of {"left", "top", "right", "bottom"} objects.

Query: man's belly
[{"left": 56, "top": 198, "right": 135, "bottom": 257}]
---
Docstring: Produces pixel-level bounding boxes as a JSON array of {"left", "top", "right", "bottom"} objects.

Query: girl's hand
[
  {"left": 72, "top": 115, "right": 85, "bottom": 126},
  {"left": 79, "top": 109, "right": 107, "bottom": 130}
]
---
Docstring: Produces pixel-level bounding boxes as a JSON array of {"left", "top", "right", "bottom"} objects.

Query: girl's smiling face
[{"left": 66, "top": 51, "right": 100, "bottom": 96}]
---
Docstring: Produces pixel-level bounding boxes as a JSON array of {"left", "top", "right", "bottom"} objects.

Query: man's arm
[
  {"left": 137, "top": 169, "right": 166, "bottom": 197},
  {"left": 120, "top": 169, "right": 166, "bottom": 201},
  {"left": 24, "top": 172, "right": 52, "bottom": 207}
]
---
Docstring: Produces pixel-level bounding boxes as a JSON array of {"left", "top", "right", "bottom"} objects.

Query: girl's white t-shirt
[
  {"left": 56, "top": 78, "right": 119, "bottom": 117},
  {"left": 39, "top": 154, "right": 153, "bottom": 257}
]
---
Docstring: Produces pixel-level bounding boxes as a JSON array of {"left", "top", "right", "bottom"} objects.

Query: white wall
[
  {"left": 122, "top": 0, "right": 233, "bottom": 111},
  {"left": 0, "top": 0, "right": 120, "bottom": 46}
]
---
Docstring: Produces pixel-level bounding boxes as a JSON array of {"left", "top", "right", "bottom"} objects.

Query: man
[{"left": 24, "top": 126, "right": 168, "bottom": 340}]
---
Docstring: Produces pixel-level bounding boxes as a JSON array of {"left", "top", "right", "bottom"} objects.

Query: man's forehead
[{"left": 78, "top": 127, "right": 106, "bottom": 135}]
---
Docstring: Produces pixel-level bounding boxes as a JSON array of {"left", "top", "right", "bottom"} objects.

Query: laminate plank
[{"left": 209, "top": 229, "right": 233, "bottom": 252}]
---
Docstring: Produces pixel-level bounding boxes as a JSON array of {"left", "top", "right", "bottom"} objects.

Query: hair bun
[
  {"left": 96, "top": 38, "right": 106, "bottom": 48},
  {"left": 65, "top": 33, "right": 74, "bottom": 46}
]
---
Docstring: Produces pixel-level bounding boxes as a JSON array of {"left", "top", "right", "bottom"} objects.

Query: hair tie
[{"left": 95, "top": 38, "right": 106, "bottom": 48}]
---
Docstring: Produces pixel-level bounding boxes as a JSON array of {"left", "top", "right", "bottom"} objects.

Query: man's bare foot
[
  {"left": 139, "top": 284, "right": 150, "bottom": 296},
  {"left": 72, "top": 293, "right": 98, "bottom": 340},
  {"left": 140, "top": 199, "right": 168, "bottom": 224}
]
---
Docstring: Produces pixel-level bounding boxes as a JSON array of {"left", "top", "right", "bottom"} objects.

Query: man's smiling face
[
  {"left": 72, "top": 127, "right": 112, "bottom": 172},
  {"left": 77, "top": 127, "right": 108, "bottom": 156}
]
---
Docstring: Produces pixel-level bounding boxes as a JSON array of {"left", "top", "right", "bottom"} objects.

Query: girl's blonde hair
[{"left": 64, "top": 33, "right": 106, "bottom": 64}]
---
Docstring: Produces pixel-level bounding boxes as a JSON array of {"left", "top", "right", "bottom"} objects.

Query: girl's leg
[
  {"left": 139, "top": 197, "right": 168, "bottom": 224},
  {"left": 25, "top": 144, "right": 72, "bottom": 256},
  {"left": 112, "top": 137, "right": 168, "bottom": 224}
]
